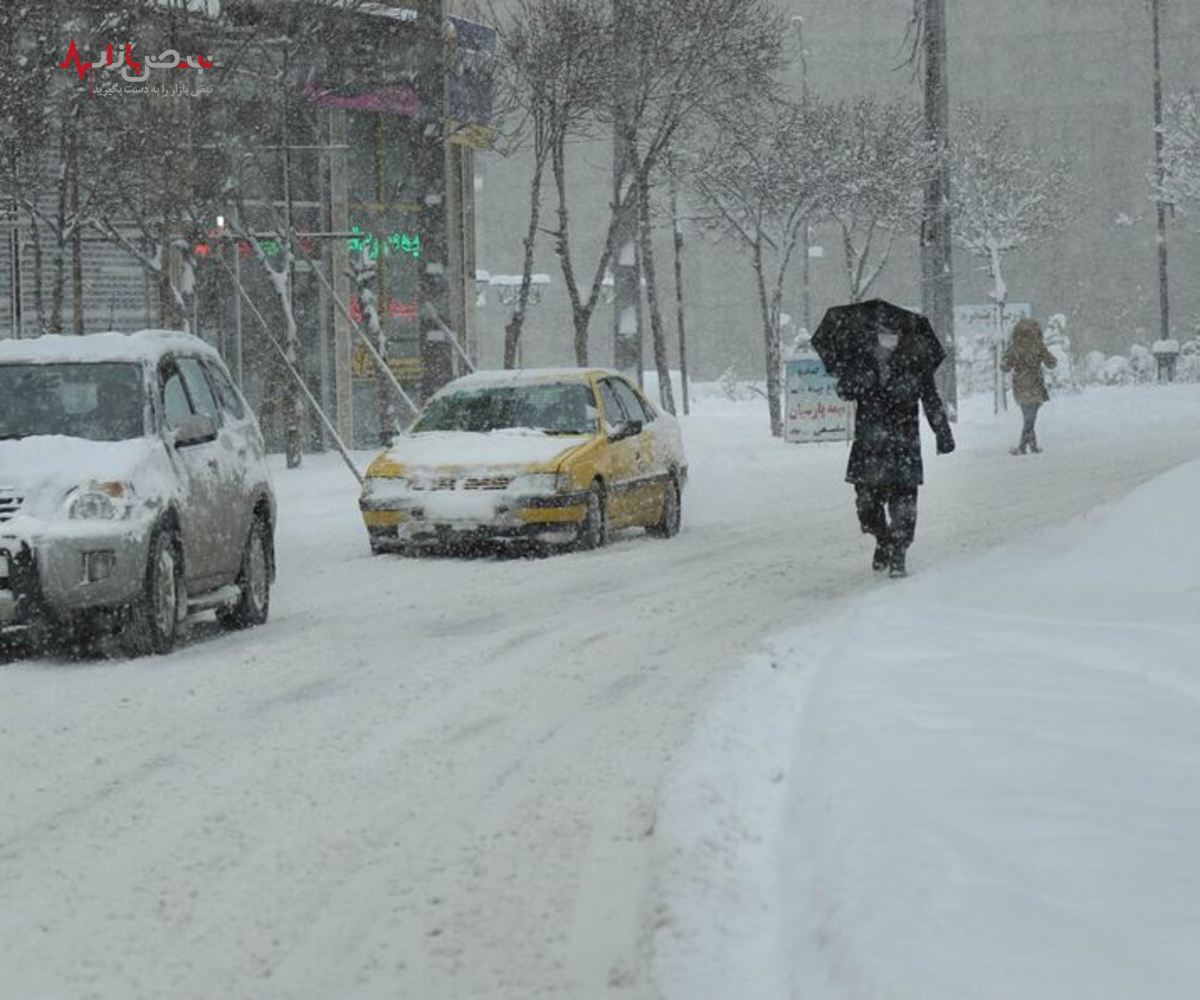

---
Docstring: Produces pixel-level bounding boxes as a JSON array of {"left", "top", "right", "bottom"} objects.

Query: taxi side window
[
  {"left": 612, "top": 378, "right": 654, "bottom": 424},
  {"left": 160, "top": 362, "right": 194, "bottom": 432},
  {"left": 597, "top": 379, "right": 629, "bottom": 431},
  {"left": 178, "top": 357, "right": 221, "bottom": 424}
]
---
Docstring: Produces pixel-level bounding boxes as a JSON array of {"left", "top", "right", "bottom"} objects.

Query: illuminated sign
[{"left": 348, "top": 226, "right": 422, "bottom": 262}]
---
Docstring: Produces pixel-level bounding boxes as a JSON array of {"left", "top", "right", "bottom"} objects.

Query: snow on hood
[
  {"left": 0, "top": 435, "right": 174, "bottom": 520},
  {"left": 375, "top": 428, "right": 590, "bottom": 475}
]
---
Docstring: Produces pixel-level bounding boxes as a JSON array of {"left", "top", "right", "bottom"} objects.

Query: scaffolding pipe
[{"left": 217, "top": 254, "right": 364, "bottom": 485}]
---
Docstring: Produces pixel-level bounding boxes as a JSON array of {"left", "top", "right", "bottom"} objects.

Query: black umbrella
[{"left": 811, "top": 299, "right": 945, "bottom": 386}]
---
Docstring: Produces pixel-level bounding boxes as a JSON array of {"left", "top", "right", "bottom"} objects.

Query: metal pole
[
  {"left": 612, "top": 0, "right": 641, "bottom": 377},
  {"left": 231, "top": 202, "right": 244, "bottom": 386},
  {"left": 216, "top": 254, "right": 364, "bottom": 484},
  {"left": 795, "top": 16, "right": 812, "bottom": 335},
  {"left": 920, "top": 0, "right": 957, "bottom": 420},
  {"left": 1151, "top": 0, "right": 1171, "bottom": 343},
  {"left": 297, "top": 238, "right": 422, "bottom": 418}
]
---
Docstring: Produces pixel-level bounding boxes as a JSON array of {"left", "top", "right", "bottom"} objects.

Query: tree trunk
[
  {"left": 50, "top": 126, "right": 69, "bottom": 334},
  {"left": 636, "top": 174, "right": 674, "bottom": 414},
  {"left": 552, "top": 133, "right": 617, "bottom": 368},
  {"left": 669, "top": 163, "right": 689, "bottom": 416},
  {"left": 505, "top": 155, "right": 546, "bottom": 369},
  {"left": 68, "top": 128, "right": 83, "bottom": 334},
  {"left": 29, "top": 216, "right": 46, "bottom": 335},
  {"left": 752, "top": 240, "right": 783, "bottom": 437}
]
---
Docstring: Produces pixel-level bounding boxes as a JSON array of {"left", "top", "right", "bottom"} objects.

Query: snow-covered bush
[
  {"left": 717, "top": 365, "right": 766, "bottom": 403},
  {"left": 1104, "top": 355, "right": 1134, "bottom": 385},
  {"left": 1129, "top": 343, "right": 1156, "bottom": 383},
  {"left": 1083, "top": 350, "right": 1108, "bottom": 385},
  {"left": 1179, "top": 339, "right": 1200, "bottom": 382},
  {"left": 1042, "top": 313, "right": 1076, "bottom": 391}
]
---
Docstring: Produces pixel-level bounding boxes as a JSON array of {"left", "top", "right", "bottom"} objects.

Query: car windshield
[
  {"left": 0, "top": 362, "right": 147, "bottom": 442},
  {"left": 412, "top": 382, "right": 598, "bottom": 435}
]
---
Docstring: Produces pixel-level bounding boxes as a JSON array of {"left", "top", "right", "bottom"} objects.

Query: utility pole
[
  {"left": 793, "top": 15, "right": 812, "bottom": 335},
  {"left": 1150, "top": 0, "right": 1171, "bottom": 343},
  {"left": 919, "top": 0, "right": 957, "bottom": 418},
  {"left": 612, "top": 0, "right": 641, "bottom": 377}
]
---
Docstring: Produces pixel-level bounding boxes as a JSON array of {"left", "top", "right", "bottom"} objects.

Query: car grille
[
  {"left": 0, "top": 491, "right": 23, "bottom": 523},
  {"left": 409, "top": 476, "right": 514, "bottom": 492}
]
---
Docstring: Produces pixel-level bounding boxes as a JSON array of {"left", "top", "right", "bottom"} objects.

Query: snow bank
[{"left": 654, "top": 454, "right": 1200, "bottom": 1000}]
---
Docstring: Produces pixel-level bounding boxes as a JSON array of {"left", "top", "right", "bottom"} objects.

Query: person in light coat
[{"left": 1002, "top": 317, "right": 1058, "bottom": 455}]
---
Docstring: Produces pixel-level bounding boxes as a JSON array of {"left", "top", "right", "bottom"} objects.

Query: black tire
[
  {"left": 576, "top": 483, "right": 608, "bottom": 551},
  {"left": 647, "top": 475, "right": 682, "bottom": 539},
  {"left": 126, "top": 529, "right": 182, "bottom": 656},
  {"left": 218, "top": 517, "right": 271, "bottom": 630}
]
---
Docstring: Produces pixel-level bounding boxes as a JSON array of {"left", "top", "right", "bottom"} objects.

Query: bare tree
[
  {"left": 950, "top": 106, "right": 1073, "bottom": 412},
  {"left": 0, "top": 1, "right": 125, "bottom": 334},
  {"left": 491, "top": 0, "right": 611, "bottom": 368},
  {"left": 613, "top": 0, "right": 784, "bottom": 413},
  {"left": 825, "top": 98, "right": 936, "bottom": 303},
  {"left": 689, "top": 98, "right": 842, "bottom": 437}
]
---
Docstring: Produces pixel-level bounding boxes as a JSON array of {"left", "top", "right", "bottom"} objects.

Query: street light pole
[
  {"left": 919, "top": 0, "right": 957, "bottom": 419},
  {"left": 1151, "top": 0, "right": 1171, "bottom": 343},
  {"left": 793, "top": 15, "right": 812, "bottom": 335}
]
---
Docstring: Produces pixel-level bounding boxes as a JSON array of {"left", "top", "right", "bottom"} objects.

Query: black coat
[{"left": 836, "top": 348, "right": 955, "bottom": 489}]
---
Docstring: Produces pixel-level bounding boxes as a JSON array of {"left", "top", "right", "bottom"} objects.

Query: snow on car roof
[
  {"left": 0, "top": 330, "right": 222, "bottom": 366},
  {"left": 438, "top": 368, "right": 613, "bottom": 394}
]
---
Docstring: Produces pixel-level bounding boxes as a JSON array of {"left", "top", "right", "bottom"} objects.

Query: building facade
[{"left": 0, "top": 0, "right": 493, "bottom": 449}]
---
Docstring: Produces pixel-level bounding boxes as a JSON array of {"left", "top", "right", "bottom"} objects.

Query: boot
[
  {"left": 888, "top": 546, "right": 908, "bottom": 578},
  {"left": 1029, "top": 434, "right": 1042, "bottom": 454},
  {"left": 1009, "top": 445, "right": 1025, "bottom": 456},
  {"left": 872, "top": 538, "right": 890, "bottom": 572}
]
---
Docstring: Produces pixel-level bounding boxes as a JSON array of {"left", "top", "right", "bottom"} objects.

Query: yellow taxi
[{"left": 359, "top": 368, "right": 687, "bottom": 552}]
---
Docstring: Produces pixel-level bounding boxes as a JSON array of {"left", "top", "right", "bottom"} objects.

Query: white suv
[{"left": 0, "top": 330, "right": 275, "bottom": 655}]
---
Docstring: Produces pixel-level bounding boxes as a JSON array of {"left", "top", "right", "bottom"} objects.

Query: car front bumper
[
  {"left": 0, "top": 522, "right": 152, "bottom": 633},
  {"left": 360, "top": 489, "right": 589, "bottom": 547}
]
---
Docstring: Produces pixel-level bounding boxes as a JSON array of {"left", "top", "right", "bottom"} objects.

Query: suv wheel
[
  {"left": 127, "top": 529, "right": 182, "bottom": 656},
  {"left": 219, "top": 517, "right": 271, "bottom": 630}
]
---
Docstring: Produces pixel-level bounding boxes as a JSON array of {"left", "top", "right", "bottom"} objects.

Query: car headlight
[
  {"left": 508, "top": 473, "right": 564, "bottom": 496},
  {"left": 66, "top": 482, "right": 134, "bottom": 521}
]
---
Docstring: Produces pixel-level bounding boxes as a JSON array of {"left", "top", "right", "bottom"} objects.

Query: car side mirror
[
  {"left": 608, "top": 419, "right": 642, "bottom": 443},
  {"left": 173, "top": 413, "right": 218, "bottom": 448}
]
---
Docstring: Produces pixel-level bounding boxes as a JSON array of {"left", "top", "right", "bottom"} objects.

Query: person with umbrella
[{"left": 812, "top": 299, "right": 956, "bottom": 578}]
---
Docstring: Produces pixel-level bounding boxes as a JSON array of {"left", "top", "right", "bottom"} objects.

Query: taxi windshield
[{"left": 412, "top": 383, "right": 597, "bottom": 435}]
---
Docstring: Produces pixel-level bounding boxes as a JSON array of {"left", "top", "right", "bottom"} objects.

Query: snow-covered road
[{"left": 2, "top": 386, "right": 1199, "bottom": 999}]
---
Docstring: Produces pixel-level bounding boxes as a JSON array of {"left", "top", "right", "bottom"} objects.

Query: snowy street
[{"left": 2, "top": 385, "right": 1199, "bottom": 999}]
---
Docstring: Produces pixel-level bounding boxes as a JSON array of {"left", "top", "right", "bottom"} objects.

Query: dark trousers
[
  {"left": 1018, "top": 403, "right": 1042, "bottom": 452},
  {"left": 855, "top": 484, "right": 919, "bottom": 550}
]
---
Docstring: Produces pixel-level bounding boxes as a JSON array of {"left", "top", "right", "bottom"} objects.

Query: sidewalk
[{"left": 653, "top": 456, "right": 1200, "bottom": 1000}]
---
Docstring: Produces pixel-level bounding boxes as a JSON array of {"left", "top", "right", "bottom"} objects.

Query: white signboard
[{"left": 785, "top": 353, "right": 852, "bottom": 444}]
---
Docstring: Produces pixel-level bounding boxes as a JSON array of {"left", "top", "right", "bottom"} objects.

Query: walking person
[
  {"left": 1002, "top": 317, "right": 1058, "bottom": 455},
  {"left": 813, "top": 300, "right": 956, "bottom": 579}
]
